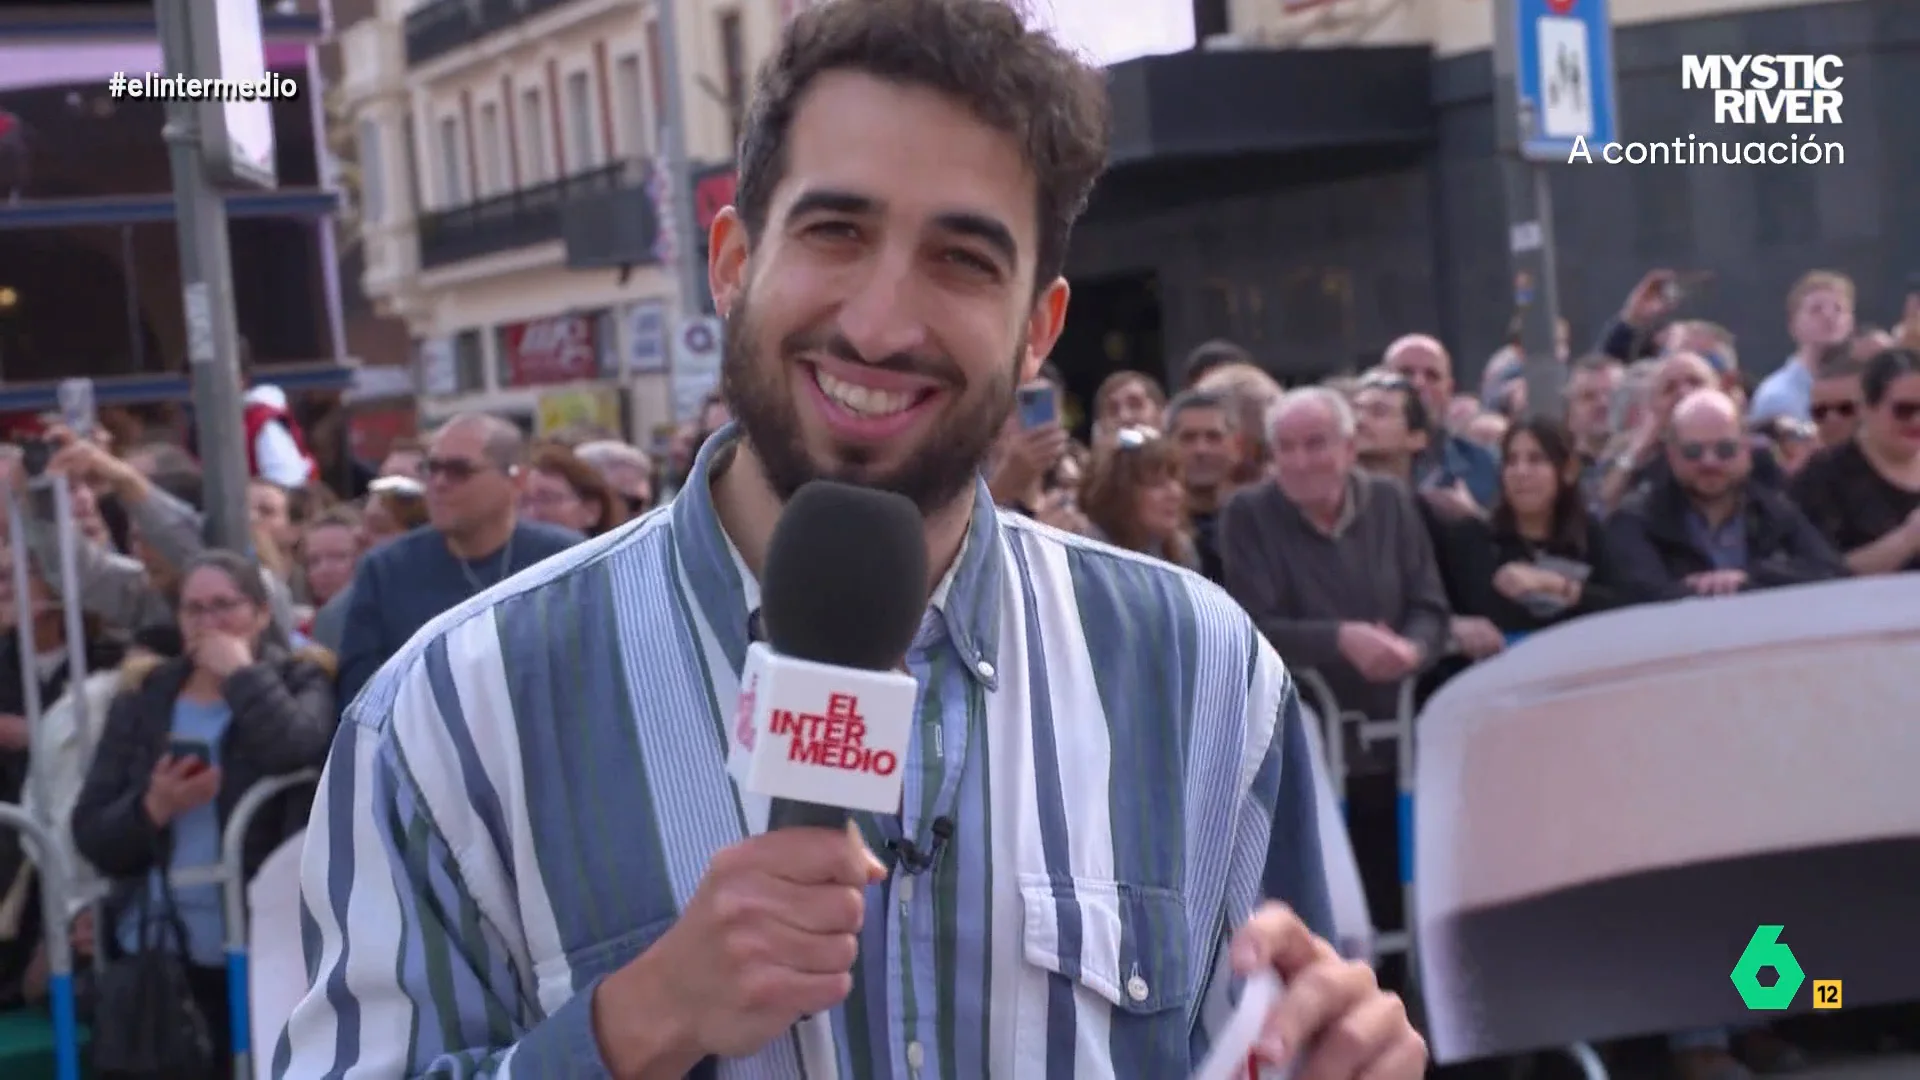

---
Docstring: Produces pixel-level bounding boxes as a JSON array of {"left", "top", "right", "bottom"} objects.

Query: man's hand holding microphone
[
  {"left": 595, "top": 481, "right": 926, "bottom": 1077},
  {"left": 592, "top": 825, "right": 884, "bottom": 1075}
]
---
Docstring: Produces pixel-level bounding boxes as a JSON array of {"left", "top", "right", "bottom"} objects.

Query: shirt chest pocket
[{"left": 1017, "top": 873, "right": 1195, "bottom": 1074}]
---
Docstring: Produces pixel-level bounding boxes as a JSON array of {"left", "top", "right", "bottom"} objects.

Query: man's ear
[
  {"left": 709, "top": 207, "right": 750, "bottom": 318},
  {"left": 1019, "top": 279, "right": 1071, "bottom": 384}
]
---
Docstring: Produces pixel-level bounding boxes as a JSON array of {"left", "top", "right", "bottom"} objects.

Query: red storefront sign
[
  {"left": 695, "top": 167, "right": 737, "bottom": 231},
  {"left": 499, "top": 314, "right": 599, "bottom": 387},
  {"left": 348, "top": 403, "right": 418, "bottom": 465}
]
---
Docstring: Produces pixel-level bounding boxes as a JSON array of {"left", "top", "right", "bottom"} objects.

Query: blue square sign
[{"left": 1515, "top": 0, "right": 1618, "bottom": 161}]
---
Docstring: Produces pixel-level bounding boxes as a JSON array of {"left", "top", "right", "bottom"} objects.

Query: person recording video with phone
[
  {"left": 0, "top": 425, "right": 297, "bottom": 637},
  {"left": 71, "top": 550, "right": 337, "bottom": 1072}
]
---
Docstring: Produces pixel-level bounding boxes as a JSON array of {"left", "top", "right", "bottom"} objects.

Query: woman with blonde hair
[{"left": 1078, "top": 426, "right": 1198, "bottom": 570}]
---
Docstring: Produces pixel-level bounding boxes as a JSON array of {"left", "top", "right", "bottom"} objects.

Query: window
[
  {"left": 477, "top": 102, "right": 503, "bottom": 195},
  {"left": 718, "top": 10, "right": 746, "bottom": 149},
  {"left": 453, "top": 329, "right": 487, "bottom": 393},
  {"left": 522, "top": 87, "right": 549, "bottom": 183},
  {"left": 615, "top": 53, "right": 651, "bottom": 158},
  {"left": 436, "top": 115, "right": 465, "bottom": 206},
  {"left": 565, "top": 69, "right": 597, "bottom": 172},
  {"left": 355, "top": 119, "right": 385, "bottom": 223}
]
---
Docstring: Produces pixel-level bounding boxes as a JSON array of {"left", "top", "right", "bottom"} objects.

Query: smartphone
[
  {"left": 1663, "top": 269, "right": 1715, "bottom": 306},
  {"left": 1533, "top": 554, "right": 1593, "bottom": 583},
  {"left": 167, "top": 738, "right": 212, "bottom": 770},
  {"left": 1015, "top": 382, "right": 1058, "bottom": 429},
  {"left": 17, "top": 437, "right": 50, "bottom": 478},
  {"left": 56, "top": 378, "right": 97, "bottom": 439}
]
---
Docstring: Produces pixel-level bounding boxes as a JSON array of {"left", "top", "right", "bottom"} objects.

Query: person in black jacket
[
  {"left": 71, "top": 549, "right": 336, "bottom": 1063},
  {"left": 1606, "top": 389, "right": 1846, "bottom": 604},
  {"left": 1470, "top": 416, "right": 1624, "bottom": 636}
]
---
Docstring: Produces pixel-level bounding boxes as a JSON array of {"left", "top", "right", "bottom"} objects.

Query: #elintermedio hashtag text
[{"left": 106, "top": 72, "right": 300, "bottom": 101}]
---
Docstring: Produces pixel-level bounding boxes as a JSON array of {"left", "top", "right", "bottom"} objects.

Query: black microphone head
[{"left": 761, "top": 480, "right": 928, "bottom": 670}]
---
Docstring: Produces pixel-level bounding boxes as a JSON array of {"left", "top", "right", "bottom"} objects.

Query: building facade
[
  {"left": 0, "top": 6, "right": 353, "bottom": 416},
  {"left": 338, "top": 0, "right": 780, "bottom": 443},
  {"left": 1057, "top": 0, "right": 1912, "bottom": 399}
]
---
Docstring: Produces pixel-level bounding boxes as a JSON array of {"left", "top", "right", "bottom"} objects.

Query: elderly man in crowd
[
  {"left": 1220, "top": 385, "right": 1450, "bottom": 989},
  {"left": 1607, "top": 389, "right": 1845, "bottom": 604}
]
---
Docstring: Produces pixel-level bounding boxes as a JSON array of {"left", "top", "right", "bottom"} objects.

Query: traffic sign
[{"left": 1514, "top": 0, "right": 1618, "bottom": 161}]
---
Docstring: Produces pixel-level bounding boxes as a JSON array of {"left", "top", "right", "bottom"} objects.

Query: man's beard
[{"left": 719, "top": 288, "right": 1018, "bottom": 516}]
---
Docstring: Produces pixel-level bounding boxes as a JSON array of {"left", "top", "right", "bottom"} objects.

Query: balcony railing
[
  {"left": 562, "top": 159, "right": 664, "bottom": 271},
  {"left": 418, "top": 162, "right": 627, "bottom": 269},
  {"left": 404, "top": 0, "right": 577, "bottom": 66}
]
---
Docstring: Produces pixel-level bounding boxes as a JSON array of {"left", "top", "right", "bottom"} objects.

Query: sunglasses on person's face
[
  {"left": 424, "top": 457, "right": 490, "bottom": 483},
  {"left": 1677, "top": 439, "right": 1741, "bottom": 463},
  {"left": 1810, "top": 401, "right": 1856, "bottom": 421}
]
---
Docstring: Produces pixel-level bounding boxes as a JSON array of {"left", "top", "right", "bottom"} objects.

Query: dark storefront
[
  {"left": 0, "top": 13, "right": 339, "bottom": 388},
  {"left": 1062, "top": 0, "right": 1920, "bottom": 395},
  {"left": 1060, "top": 44, "right": 1434, "bottom": 403}
]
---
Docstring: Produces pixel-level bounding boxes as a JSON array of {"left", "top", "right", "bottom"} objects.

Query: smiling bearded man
[
  {"left": 273, "top": 1, "right": 1426, "bottom": 1078},
  {"left": 720, "top": 287, "right": 1016, "bottom": 514}
]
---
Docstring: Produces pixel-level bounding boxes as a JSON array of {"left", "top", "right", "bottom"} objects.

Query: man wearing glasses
[
  {"left": 334, "top": 413, "right": 582, "bottom": 710},
  {"left": 1606, "top": 389, "right": 1843, "bottom": 604}
]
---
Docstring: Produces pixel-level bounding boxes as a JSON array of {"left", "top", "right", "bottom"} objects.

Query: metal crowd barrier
[
  {"left": 1294, "top": 669, "right": 1416, "bottom": 962},
  {"left": 218, "top": 770, "right": 319, "bottom": 1080},
  {"left": 0, "top": 804, "right": 83, "bottom": 1080},
  {"left": 1294, "top": 666, "right": 1607, "bottom": 1080},
  {"left": 10, "top": 477, "right": 321, "bottom": 1077},
  {"left": 8, "top": 477, "right": 94, "bottom": 835}
]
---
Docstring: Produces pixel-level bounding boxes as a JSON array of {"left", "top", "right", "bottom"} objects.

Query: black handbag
[{"left": 90, "top": 835, "right": 215, "bottom": 1079}]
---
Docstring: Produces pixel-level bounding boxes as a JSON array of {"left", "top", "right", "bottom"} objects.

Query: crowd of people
[
  {"left": 0, "top": 394, "right": 723, "bottom": 1075},
  {"left": 0, "top": 256, "right": 1911, "bottom": 1079},
  {"left": 976, "top": 266, "right": 1919, "bottom": 1080}
]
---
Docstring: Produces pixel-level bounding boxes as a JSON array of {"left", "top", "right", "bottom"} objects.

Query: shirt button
[
  {"left": 1126, "top": 974, "right": 1150, "bottom": 1002},
  {"left": 906, "top": 1040, "right": 926, "bottom": 1069},
  {"left": 976, "top": 659, "right": 995, "bottom": 680}
]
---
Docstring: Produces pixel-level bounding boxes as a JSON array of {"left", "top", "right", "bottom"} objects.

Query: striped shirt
[{"left": 273, "top": 428, "right": 1334, "bottom": 1079}]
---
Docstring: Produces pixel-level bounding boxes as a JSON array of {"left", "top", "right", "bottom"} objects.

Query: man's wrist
[{"left": 591, "top": 949, "right": 703, "bottom": 1080}]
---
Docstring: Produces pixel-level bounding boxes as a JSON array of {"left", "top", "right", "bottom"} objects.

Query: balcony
[
  {"left": 417, "top": 162, "right": 626, "bottom": 269},
  {"left": 404, "top": 0, "right": 576, "bottom": 67},
  {"left": 562, "top": 160, "right": 663, "bottom": 271}
]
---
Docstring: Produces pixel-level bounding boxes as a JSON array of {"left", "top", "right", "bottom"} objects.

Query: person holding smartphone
[
  {"left": 71, "top": 549, "right": 338, "bottom": 1067},
  {"left": 985, "top": 374, "right": 1073, "bottom": 516}
]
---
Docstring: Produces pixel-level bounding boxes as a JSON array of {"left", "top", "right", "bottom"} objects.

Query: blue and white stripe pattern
[{"left": 272, "top": 426, "right": 1333, "bottom": 1078}]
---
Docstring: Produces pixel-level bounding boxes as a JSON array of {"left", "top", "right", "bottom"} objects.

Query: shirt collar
[{"left": 668, "top": 423, "right": 1004, "bottom": 689}]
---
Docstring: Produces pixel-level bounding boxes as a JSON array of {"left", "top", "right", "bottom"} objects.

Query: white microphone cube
[{"left": 731, "top": 642, "right": 917, "bottom": 815}]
